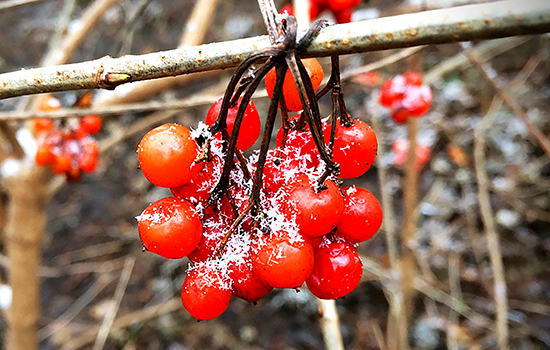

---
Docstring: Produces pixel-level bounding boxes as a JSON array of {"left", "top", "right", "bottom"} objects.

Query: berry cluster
[
  {"left": 379, "top": 72, "right": 433, "bottom": 124},
  {"left": 280, "top": 0, "right": 360, "bottom": 23},
  {"left": 136, "top": 18, "right": 382, "bottom": 320},
  {"left": 33, "top": 95, "right": 101, "bottom": 181}
]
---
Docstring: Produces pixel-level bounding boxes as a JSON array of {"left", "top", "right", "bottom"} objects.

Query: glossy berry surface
[
  {"left": 80, "top": 115, "right": 102, "bottom": 135},
  {"left": 251, "top": 230, "right": 314, "bottom": 288},
  {"left": 137, "top": 197, "right": 202, "bottom": 259},
  {"left": 228, "top": 257, "right": 272, "bottom": 302},
  {"left": 265, "top": 58, "right": 324, "bottom": 112},
  {"left": 137, "top": 123, "right": 202, "bottom": 188},
  {"left": 337, "top": 186, "right": 383, "bottom": 243},
  {"left": 306, "top": 240, "right": 363, "bottom": 299},
  {"left": 35, "top": 145, "right": 54, "bottom": 166},
  {"left": 171, "top": 155, "right": 222, "bottom": 205},
  {"left": 325, "top": 118, "right": 378, "bottom": 179},
  {"left": 205, "top": 97, "right": 261, "bottom": 151},
  {"left": 181, "top": 265, "right": 232, "bottom": 320},
  {"left": 286, "top": 179, "right": 343, "bottom": 237}
]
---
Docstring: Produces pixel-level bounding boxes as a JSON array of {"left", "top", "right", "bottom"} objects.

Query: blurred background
[{"left": 0, "top": 0, "right": 549, "bottom": 349}]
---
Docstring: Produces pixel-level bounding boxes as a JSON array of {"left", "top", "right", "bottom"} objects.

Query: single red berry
[
  {"left": 275, "top": 115, "right": 320, "bottom": 167},
  {"left": 52, "top": 154, "right": 71, "bottom": 174},
  {"left": 33, "top": 118, "right": 55, "bottom": 133},
  {"left": 391, "top": 106, "right": 410, "bottom": 124},
  {"left": 181, "top": 264, "right": 232, "bottom": 320},
  {"left": 137, "top": 123, "right": 202, "bottom": 188},
  {"left": 286, "top": 179, "right": 343, "bottom": 237},
  {"left": 337, "top": 186, "right": 382, "bottom": 243},
  {"left": 205, "top": 97, "right": 261, "bottom": 151},
  {"left": 261, "top": 150, "right": 308, "bottom": 194},
  {"left": 333, "top": 7, "right": 352, "bottom": 23},
  {"left": 251, "top": 230, "right": 314, "bottom": 288},
  {"left": 403, "top": 71, "right": 423, "bottom": 86},
  {"left": 306, "top": 240, "right": 363, "bottom": 299},
  {"left": 328, "top": 0, "right": 360, "bottom": 12},
  {"left": 280, "top": 4, "right": 294, "bottom": 16},
  {"left": 325, "top": 118, "right": 378, "bottom": 179},
  {"left": 80, "top": 115, "right": 102, "bottom": 134},
  {"left": 379, "top": 75, "right": 407, "bottom": 107},
  {"left": 402, "top": 85, "right": 433, "bottom": 117},
  {"left": 35, "top": 145, "right": 54, "bottom": 166},
  {"left": 79, "top": 152, "right": 98, "bottom": 173},
  {"left": 171, "top": 155, "right": 222, "bottom": 205},
  {"left": 137, "top": 197, "right": 203, "bottom": 259},
  {"left": 228, "top": 257, "right": 272, "bottom": 303},
  {"left": 265, "top": 58, "right": 324, "bottom": 112},
  {"left": 187, "top": 214, "right": 228, "bottom": 263}
]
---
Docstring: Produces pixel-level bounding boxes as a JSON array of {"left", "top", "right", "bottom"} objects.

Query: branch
[
  {"left": 464, "top": 45, "right": 550, "bottom": 159},
  {"left": 0, "top": 0, "right": 52, "bottom": 11},
  {"left": 473, "top": 99, "right": 510, "bottom": 350},
  {"left": 1, "top": 0, "right": 548, "bottom": 99}
]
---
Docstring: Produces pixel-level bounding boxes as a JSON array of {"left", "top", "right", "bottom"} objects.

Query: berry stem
[{"left": 250, "top": 61, "right": 287, "bottom": 213}]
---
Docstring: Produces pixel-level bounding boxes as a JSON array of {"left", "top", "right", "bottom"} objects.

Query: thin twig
[
  {"left": 473, "top": 98, "right": 509, "bottom": 350},
  {"left": 92, "top": 256, "right": 135, "bottom": 350},
  {"left": 0, "top": 0, "right": 53, "bottom": 11},
  {"left": 464, "top": 45, "right": 550, "bottom": 159}
]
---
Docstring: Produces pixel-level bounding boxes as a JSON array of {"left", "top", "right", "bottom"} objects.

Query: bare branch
[
  {"left": 0, "top": 0, "right": 53, "bottom": 11},
  {"left": 473, "top": 99, "right": 510, "bottom": 350},
  {"left": 465, "top": 45, "right": 550, "bottom": 159},
  {"left": 0, "top": 0, "right": 548, "bottom": 99}
]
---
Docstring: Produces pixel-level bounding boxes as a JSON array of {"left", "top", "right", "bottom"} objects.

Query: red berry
[
  {"left": 251, "top": 230, "right": 314, "bottom": 288},
  {"left": 333, "top": 7, "right": 352, "bottom": 23},
  {"left": 228, "top": 257, "right": 272, "bottom": 303},
  {"left": 181, "top": 264, "right": 232, "bottom": 320},
  {"left": 306, "top": 240, "right": 363, "bottom": 299},
  {"left": 328, "top": 0, "right": 360, "bottom": 12},
  {"left": 80, "top": 115, "right": 102, "bottom": 134},
  {"left": 379, "top": 75, "right": 407, "bottom": 107},
  {"left": 391, "top": 106, "right": 410, "bottom": 124},
  {"left": 52, "top": 154, "right": 71, "bottom": 174},
  {"left": 275, "top": 116, "right": 320, "bottom": 167},
  {"left": 402, "top": 85, "right": 433, "bottom": 117},
  {"left": 188, "top": 214, "right": 228, "bottom": 263},
  {"left": 280, "top": 4, "right": 294, "bottom": 16},
  {"left": 403, "top": 71, "right": 423, "bottom": 86},
  {"left": 79, "top": 153, "right": 98, "bottom": 173},
  {"left": 137, "top": 123, "right": 202, "bottom": 188},
  {"left": 35, "top": 145, "right": 54, "bottom": 166},
  {"left": 337, "top": 186, "right": 382, "bottom": 243},
  {"left": 286, "top": 179, "right": 343, "bottom": 237},
  {"left": 325, "top": 118, "right": 378, "bottom": 179},
  {"left": 265, "top": 58, "right": 324, "bottom": 112},
  {"left": 137, "top": 197, "right": 202, "bottom": 259},
  {"left": 205, "top": 97, "right": 261, "bottom": 151},
  {"left": 33, "top": 118, "right": 55, "bottom": 133},
  {"left": 171, "top": 155, "right": 222, "bottom": 205}
]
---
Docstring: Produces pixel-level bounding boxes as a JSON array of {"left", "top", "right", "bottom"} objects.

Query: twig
[
  {"left": 39, "top": 274, "right": 115, "bottom": 341},
  {"left": 318, "top": 299, "right": 345, "bottom": 350},
  {"left": 61, "top": 298, "right": 182, "bottom": 350},
  {"left": 464, "top": 45, "right": 550, "bottom": 159},
  {"left": 0, "top": 0, "right": 53, "bottom": 11},
  {"left": 473, "top": 98, "right": 509, "bottom": 350},
  {"left": 94, "top": 0, "right": 221, "bottom": 106},
  {"left": 92, "top": 256, "right": 135, "bottom": 350},
  {"left": 42, "top": 0, "right": 120, "bottom": 66},
  {"left": 1, "top": 0, "right": 549, "bottom": 99}
]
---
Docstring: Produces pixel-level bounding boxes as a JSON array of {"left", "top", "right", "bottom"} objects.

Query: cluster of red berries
[
  {"left": 280, "top": 0, "right": 360, "bottom": 23},
  {"left": 135, "top": 58, "right": 382, "bottom": 321},
  {"left": 33, "top": 95, "right": 101, "bottom": 181},
  {"left": 379, "top": 72, "right": 433, "bottom": 124}
]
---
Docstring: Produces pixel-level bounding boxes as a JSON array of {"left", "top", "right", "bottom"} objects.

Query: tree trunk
[{"left": 4, "top": 162, "right": 50, "bottom": 350}]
